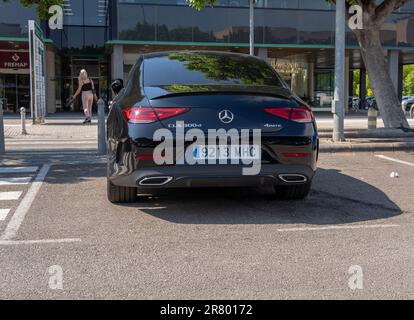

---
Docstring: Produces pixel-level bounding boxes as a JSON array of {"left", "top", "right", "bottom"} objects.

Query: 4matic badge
[{"left": 264, "top": 123, "right": 283, "bottom": 130}]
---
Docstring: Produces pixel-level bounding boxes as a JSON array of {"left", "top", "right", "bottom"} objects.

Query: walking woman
[{"left": 72, "top": 69, "right": 97, "bottom": 124}]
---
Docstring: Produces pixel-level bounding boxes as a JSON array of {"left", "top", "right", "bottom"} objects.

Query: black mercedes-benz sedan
[{"left": 107, "top": 51, "right": 319, "bottom": 203}]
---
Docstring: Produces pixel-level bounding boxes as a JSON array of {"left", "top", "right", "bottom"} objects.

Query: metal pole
[
  {"left": 0, "top": 99, "right": 5, "bottom": 154},
  {"left": 20, "top": 107, "right": 28, "bottom": 135},
  {"left": 249, "top": 0, "right": 255, "bottom": 56},
  {"left": 332, "top": 0, "right": 346, "bottom": 142},
  {"left": 98, "top": 99, "right": 107, "bottom": 155}
]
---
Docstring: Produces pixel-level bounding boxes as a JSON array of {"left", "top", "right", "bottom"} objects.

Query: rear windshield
[{"left": 143, "top": 52, "right": 283, "bottom": 87}]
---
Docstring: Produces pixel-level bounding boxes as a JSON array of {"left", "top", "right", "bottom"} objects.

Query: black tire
[
  {"left": 274, "top": 180, "right": 312, "bottom": 200},
  {"left": 107, "top": 178, "right": 137, "bottom": 203},
  {"left": 410, "top": 105, "right": 414, "bottom": 119}
]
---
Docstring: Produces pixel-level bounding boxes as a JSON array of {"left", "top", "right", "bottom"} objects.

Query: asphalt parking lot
[{"left": 0, "top": 151, "right": 413, "bottom": 299}]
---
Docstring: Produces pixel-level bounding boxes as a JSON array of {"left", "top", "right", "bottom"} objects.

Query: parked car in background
[
  {"left": 365, "top": 97, "right": 378, "bottom": 110},
  {"left": 402, "top": 96, "right": 414, "bottom": 112},
  {"left": 349, "top": 96, "right": 361, "bottom": 111}
]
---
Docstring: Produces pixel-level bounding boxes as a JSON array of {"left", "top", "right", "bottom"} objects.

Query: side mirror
[{"left": 111, "top": 79, "right": 124, "bottom": 95}]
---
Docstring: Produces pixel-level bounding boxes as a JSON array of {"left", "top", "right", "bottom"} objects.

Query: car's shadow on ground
[
  {"left": 0, "top": 159, "right": 401, "bottom": 226},
  {"left": 124, "top": 168, "right": 402, "bottom": 226}
]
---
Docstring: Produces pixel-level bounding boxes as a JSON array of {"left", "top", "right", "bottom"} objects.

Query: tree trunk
[{"left": 355, "top": 25, "right": 410, "bottom": 129}]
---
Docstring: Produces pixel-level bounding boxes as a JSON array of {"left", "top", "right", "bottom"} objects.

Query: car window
[{"left": 143, "top": 52, "right": 283, "bottom": 87}]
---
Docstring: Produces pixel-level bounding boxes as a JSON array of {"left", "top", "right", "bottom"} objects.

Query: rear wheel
[
  {"left": 107, "top": 178, "right": 137, "bottom": 203},
  {"left": 274, "top": 180, "right": 312, "bottom": 200}
]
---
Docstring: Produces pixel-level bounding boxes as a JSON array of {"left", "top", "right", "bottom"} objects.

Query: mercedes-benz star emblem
[{"left": 218, "top": 110, "right": 234, "bottom": 124}]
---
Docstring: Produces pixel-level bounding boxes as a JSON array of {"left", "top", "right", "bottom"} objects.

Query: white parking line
[
  {"left": 5, "top": 139, "right": 96, "bottom": 142},
  {"left": 7, "top": 141, "right": 96, "bottom": 145},
  {"left": 375, "top": 155, "right": 414, "bottom": 167},
  {"left": 0, "top": 238, "right": 81, "bottom": 246},
  {"left": 0, "top": 209, "right": 11, "bottom": 221},
  {"left": 0, "top": 177, "right": 32, "bottom": 186},
  {"left": 0, "top": 191, "right": 23, "bottom": 201},
  {"left": 5, "top": 124, "right": 32, "bottom": 128},
  {"left": 0, "top": 164, "right": 51, "bottom": 241},
  {"left": 277, "top": 224, "right": 400, "bottom": 232},
  {"left": 7, "top": 151, "right": 98, "bottom": 156},
  {"left": 0, "top": 167, "right": 38, "bottom": 174}
]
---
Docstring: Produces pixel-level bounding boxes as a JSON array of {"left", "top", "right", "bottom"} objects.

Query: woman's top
[{"left": 81, "top": 81, "right": 93, "bottom": 92}]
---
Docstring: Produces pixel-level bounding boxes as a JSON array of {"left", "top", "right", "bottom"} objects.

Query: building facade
[{"left": 1, "top": 0, "right": 414, "bottom": 113}]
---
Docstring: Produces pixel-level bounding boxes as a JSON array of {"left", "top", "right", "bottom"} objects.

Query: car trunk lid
[{"left": 145, "top": 84, "right": 303, "bottom": 134}]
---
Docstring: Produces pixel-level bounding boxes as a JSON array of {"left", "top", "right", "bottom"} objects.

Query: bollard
[
  {"left": 20, "top": 107, "right": 27, "bottom": 135},
  {"left": 368, "top": 107, "right": 378, "bottom": 130},
  {"left": 0, "top": 99, "right": 5, "bottom": 154},
  {"left": 98, "top": 98, "right": 107, "bottom": 155}
]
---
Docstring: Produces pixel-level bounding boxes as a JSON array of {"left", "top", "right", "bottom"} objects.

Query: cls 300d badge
[{"left": 168, "top": 123, "right": 202, "bottom": 128}]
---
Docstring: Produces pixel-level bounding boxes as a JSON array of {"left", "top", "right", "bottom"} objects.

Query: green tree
[
  {"left": 403, "top": 65, "right": 414, "bottom": 96},
  {"left": 353, "top": 69, "right": 373, "bottom": 97},
  {"left": 2, "top": 0, "right": 62, "bottom": 19},
  {"left": 186, "top": 0, "right": 412, "bottom": 129}
]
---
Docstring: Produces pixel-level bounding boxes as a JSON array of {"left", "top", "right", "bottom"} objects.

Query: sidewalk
[
  {"left": 316, "top": 114, "right": 414, "bottom": 130},
  {"left": 4, "top": 118, "right": 98, "bottom": 153},
  {"left": 319, "top": 137, "right": 414, "bottom": 153},
  {"left": 314, "top": 114, "right": 414, "bottom": 153},
  {"left": 2, "top": 115, "right": 414, "bottom": 154},
  {"left": 4, "top": 118, "right": 97, "bottom": 140}
]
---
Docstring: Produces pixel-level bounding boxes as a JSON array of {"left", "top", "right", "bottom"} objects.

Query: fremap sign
[
  {"left": 0, "top": 52, "right": 29, "bottom": 69},
  {"left": 28, "top": 20, "right": 46, "bottom": 123}
]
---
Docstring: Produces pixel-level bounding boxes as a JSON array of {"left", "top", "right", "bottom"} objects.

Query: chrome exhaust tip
[
  {"left": 278, "top": 174, "right": 308, "bottom": 184},
  {"left": 139, "top": 176, "right": 173, "bottom": 186}
]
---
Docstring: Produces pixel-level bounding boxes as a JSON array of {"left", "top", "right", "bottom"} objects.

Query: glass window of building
[{"left": 0, "top": 1, "right": 37, "bottom": 38}]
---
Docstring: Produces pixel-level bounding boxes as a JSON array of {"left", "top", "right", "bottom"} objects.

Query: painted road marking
[
  {"left": 375, "top": 155, "right": 414, "bottom": 167},
  {"left": 0, "top": 238, "right": 81, "bottom": 246},
  {"left": 0, "top": 177, "right": 32, "bottom": 186},
  {"left": 6, "top": 151, "right": 99, "bottom": 155},
  {"left": 7, "top": 141, "right": 96, "bottom": 145},
  {"left": 0, "top": 209, "right": 11, "bottom": 221},
  {"left": 0, "top": 167, "right": 38, "bottom": 174},
  {"left": 0, "top": 164, "right": 51, "bottom": 241},
  {"left": 277, "top": 224, "right": 400, "bottom": 233},
  {"left": 0, "top": 191, "right": 23, "bottom": 201},
  {"left": 5, "top": 138, "right": 96, "bottom": 141}
]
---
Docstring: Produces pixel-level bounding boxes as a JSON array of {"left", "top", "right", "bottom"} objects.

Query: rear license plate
[{"left": 193, "top": 145, "right": 260, "bottom": 161}]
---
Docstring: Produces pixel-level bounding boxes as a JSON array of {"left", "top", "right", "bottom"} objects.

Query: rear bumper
[{"left": 110, "top": 164, "right": 316, "bottom": 188}]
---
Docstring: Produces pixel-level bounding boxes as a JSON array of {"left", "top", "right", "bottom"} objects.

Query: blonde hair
[{"left": 79, "top": 69, "right": 88, "bottom": 84}]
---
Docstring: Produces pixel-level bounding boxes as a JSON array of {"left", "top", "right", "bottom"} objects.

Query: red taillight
[
  {"left": 122, "top": 108, "right": 158, "bottom": 124},
  {"left": 264, "top": 108, "right": 291, "bottom": 120},
  {"left": 290, "top": 107, "right": 314, "bottom": 122},
  {"left": 154, "top": 108, "right": 190, "bottom": 120},
  {"left": 122, "top": 107, "right": 189, "bottom": 124},
  {"left": 264, "top": 107, "right": 313, "bottom": 123}
]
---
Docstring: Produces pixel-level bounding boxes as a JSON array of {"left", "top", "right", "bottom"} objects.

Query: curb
[
  {"left": 318, "top": 132, "right": 414, "bottom": 139},
  {"left": 320, "top": 142, "right": 414, "bottom": 153},
  {"left": 318, "top": 129, "right": 414, "bottom": 139}
]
